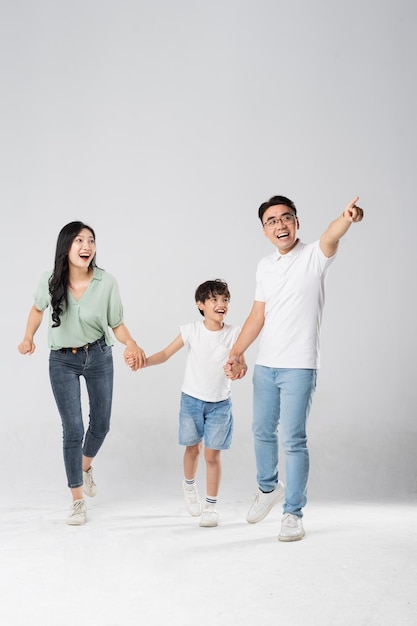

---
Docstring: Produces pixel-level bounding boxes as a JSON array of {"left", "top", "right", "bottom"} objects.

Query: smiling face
[
  {"left": 197, "top": 293, "right": 230, "bottom": 330},
  {"left": 262, "top": 204, "right": 299, "bottom": 254},
  {"left": 68, "top": 228, "right": 96, "bottom": 269}
]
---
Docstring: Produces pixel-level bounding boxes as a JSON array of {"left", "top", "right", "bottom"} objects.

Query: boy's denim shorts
[{"left": 179, "top": 392, "right": 233, "bottom": 450}]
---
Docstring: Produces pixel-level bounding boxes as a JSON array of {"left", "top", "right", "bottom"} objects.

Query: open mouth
[{"left": 277, "top": 233, "right": 289, "bottom": 239}]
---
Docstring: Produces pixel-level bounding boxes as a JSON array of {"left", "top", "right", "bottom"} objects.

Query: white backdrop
[{"left": 1, "top": 0, "right": 416, "bottom": 505}]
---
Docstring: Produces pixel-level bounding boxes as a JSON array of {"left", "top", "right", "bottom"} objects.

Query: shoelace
[
  {"left": 71, "top": 501, "right": 84, "bottom": 516},
  {"left": 85, "top": 470, "right": 95, "bottom": 489}
]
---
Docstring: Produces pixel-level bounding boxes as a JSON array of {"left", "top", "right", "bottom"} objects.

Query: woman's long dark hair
[{"left": 49, "top": 221, "right": 97, "bottom": 327}]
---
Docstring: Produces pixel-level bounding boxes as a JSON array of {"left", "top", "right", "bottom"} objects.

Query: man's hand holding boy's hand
[{"left": 224, "top": 356, "right": 247, "bottom": 381}]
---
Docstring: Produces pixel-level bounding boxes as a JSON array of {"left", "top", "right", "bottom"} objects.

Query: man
[{"left": 225, "top": 195, "right": 364, "bottom": 541}]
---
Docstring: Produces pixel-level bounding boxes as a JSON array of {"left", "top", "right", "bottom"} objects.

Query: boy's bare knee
[
  {"left": 186, "top": 443, "right": 202, "bottom": 458},
  {"left": 204, "top": 448, "right": 221, "bottom": 464}
]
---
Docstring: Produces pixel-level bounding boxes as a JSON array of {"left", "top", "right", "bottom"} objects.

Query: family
[{"left": 18, "top": 195, "right": 364, "bottom": 540}]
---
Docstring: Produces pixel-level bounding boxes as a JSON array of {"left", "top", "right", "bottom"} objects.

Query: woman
[{"left": 18, "top": 221, "right": 146, "bottom": 525}]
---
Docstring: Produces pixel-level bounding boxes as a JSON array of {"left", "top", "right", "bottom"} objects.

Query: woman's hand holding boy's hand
[{"left": 124, "top": 343, "right": 146, "bottom": 371}]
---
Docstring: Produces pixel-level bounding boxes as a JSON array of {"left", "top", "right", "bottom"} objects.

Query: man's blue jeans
[
  {"left": 252, "top": 365, "right": 317, "bottom": 517},
  {"left": 49, "top": 337, "right": 114, "bottom": 489}
]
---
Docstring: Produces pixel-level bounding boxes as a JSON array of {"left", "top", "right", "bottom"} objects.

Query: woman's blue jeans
[
  {"left": 49, "top": 337, "right": 114, "bottom": 489},
  {"left": 252, "top": 365, "right": 317, "bottom": 517}
]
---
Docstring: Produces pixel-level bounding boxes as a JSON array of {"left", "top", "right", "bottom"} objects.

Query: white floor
[{"left": 1, "top": 495, "right": 416, "bottom": 626}]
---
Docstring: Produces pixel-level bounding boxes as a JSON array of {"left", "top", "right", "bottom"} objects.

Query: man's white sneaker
[
  {"left": 278, "top": 513, "right": 305, "bottom": 541},
  {"left": 246, "top": 480, "right": 285, "bottom": 524},
  {"left": 83, "top": 467, "right": 97, "bottom": 497},
  {"left": 67, "top": 499, "right": 87, "bottom": 526},
  {"left": 183, "top": 481, "right": 202, "bottom": 516},
  {"left": 199, "top": 507, "right": 218, "bottom": 527}
]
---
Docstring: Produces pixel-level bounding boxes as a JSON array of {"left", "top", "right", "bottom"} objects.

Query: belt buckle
[{"left": 71, "top": 342, "right": 90, "bottom": 354}]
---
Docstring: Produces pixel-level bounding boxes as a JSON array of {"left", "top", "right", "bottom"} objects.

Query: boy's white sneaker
[
  {"left": 278, "top": 513, "right": 305, "bottom": 542},
  {"left": 182, "top": 481, "right": 202, "bottom": 516},
  {"left": 67, "top": 499, "right": 87, "bottom": 526},
  {"left": 199, "top": 507, "right": 218, "bottom": 527},
  {"left": 83, "top": 467, "right": 97, "bottom": 497},
  {"left": 246, "top": 480, "right": 285, "bottom": 524}
]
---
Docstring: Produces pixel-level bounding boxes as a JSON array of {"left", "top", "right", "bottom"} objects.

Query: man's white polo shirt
[{"left": 255, "top": 240, "right": 336, "bottom": 369}]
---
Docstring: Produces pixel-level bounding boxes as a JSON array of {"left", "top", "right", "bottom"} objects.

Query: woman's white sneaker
[
  {"left": 67, "top": 499, "right": 87, "bottom": 526},
  {"left": 83, "top": 467, "right": 97, "bottom": 497}
]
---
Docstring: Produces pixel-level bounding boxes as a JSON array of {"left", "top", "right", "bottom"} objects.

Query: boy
[{"left": 140, "top": 279, "right": 246, "bottom": 527}]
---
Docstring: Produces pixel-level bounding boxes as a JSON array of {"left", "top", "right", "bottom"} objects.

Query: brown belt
[{"left": 60, "top": 336, "right": 104, "bottom": 354}]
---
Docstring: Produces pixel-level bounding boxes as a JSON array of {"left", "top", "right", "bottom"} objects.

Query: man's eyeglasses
[{"left": 263, "top": 214, "right": 296, "bottom": 229}]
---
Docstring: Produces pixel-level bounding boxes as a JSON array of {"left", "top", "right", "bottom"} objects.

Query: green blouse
[{"left": 34, "top": 267, "right": 124, "bottom": 350}]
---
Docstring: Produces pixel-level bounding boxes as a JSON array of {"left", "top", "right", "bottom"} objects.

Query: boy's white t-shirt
[{"left": 180, "top": 321, "right": 241, "bottom": 402}]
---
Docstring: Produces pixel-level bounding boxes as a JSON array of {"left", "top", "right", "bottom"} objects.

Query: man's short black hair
[{"left": 258, "top": 195, "right": 297, "bottom": 223}]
